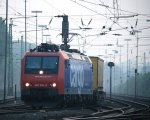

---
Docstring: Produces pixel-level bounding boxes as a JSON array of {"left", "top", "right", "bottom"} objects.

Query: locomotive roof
[
  {"left": 25, "top": 43, "right": 91, "bottom": 63},
  {"left": 65, "top": 52, "right": 91, "bottom": 63},
  {"left": 24, "top": 50, "right": 91, "bottom": 63}
]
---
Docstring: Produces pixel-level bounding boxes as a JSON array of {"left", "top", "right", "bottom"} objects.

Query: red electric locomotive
[{"left": 21, "top": 43, "right": 93, "bottom": 106}]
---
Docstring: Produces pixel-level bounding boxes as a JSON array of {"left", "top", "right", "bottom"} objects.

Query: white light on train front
[
  {"left": 52, "top": 83, "right": 56, "bottom": 87},
  {"left": 25, "top": 83, "right": 30, "bottom": 87},
  {"left": 39, "top": 70, "right": 43, "bottom": 74}
]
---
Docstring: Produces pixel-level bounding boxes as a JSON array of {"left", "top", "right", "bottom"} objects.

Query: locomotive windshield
[{"left": 25, "top": 56, "right": 59, "bottom": 74}]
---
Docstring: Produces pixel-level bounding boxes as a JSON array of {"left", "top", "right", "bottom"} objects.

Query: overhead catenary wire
[
  {"left": 1, "top": 0, "right": 150, "bottom": 54},
  {"left": 76, "top": 0, "right": 150, "bottom": 18},
  {"left": 70, "top": 0, "right": 131, "bottom": 33}
]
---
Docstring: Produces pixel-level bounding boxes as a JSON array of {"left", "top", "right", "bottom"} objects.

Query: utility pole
[
  {"left": 7, "top": 19, "right": 13, "bottom": 96},
  {"left": 117, "top": 45, "right": 123, "bottom": 95},
  {"left": 143, "top": 53, "right": 146, "bottom": 73},
  {"left": 31, "top": 10, "right": 42, "bottom": 48},
  {"left": 21, "top": 36, "right": 24, "bottom": 58},
  {"left": 112, "top": 50, "right": 118, "bottom": 94},
  {"left": 124, "top": 39, "right": 131, "bottom": 95},
  {"left": 4, "top": 0, "right": 8, "bottom": 103},
  {"left": 43, "top": 34, "right": 50, "bottom": 43},
  {"left": 134, "top": 30, "right": 141, "bottom": 98},
  {"left": 135, "top": 34, "right": 138, "bottom": 99},
  {"left": 38, "top": 25, "right": 47, "bottom": 43},
  {"left": 25, "top": 0, "right": 27, "bottom": 52}
]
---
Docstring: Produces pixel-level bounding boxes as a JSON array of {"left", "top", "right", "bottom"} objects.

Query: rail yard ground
[{"left": 0, "top": 96, "right": 150, "bottom": 120}]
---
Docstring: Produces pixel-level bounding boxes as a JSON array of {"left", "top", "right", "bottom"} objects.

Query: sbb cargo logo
[{"left": 70, "top": 64, "right": 84, "bottom": 88}]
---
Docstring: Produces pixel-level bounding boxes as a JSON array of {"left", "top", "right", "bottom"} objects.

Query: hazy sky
[{"left": 1, "top": 0, "right": 150, "bottom": 64}]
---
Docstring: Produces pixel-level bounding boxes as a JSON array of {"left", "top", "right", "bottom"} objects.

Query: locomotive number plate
[{"left": 34, "top": 84, "right": 48, "bottom": 87}]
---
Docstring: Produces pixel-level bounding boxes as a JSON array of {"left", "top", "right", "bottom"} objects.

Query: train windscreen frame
[{"left": 25, "top": 56, "right": 59, "bottom": 74}]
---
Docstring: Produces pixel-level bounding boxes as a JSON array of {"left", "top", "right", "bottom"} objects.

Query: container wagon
[{"left": 89, "top": 56, "right": 105, "bottom": 100}]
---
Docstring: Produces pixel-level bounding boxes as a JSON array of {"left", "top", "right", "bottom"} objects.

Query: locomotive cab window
[{"left": 25, "top": 56, "right": 59, "bottom": 74}]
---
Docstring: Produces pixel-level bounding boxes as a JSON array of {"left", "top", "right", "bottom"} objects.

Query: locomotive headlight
[
  {"left": 52, "top": 83, "right": 56, "bottom": 87},
  {"left": 25, "top": 83, "right": 30, "bottom": 87},
  {"left": 39, "top": 70, "right": 43, "bottom": 74}
]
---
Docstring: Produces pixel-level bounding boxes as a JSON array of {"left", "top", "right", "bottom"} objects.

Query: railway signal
[{"left": 108, "top": 62, "right": 115, "bottom": 99}]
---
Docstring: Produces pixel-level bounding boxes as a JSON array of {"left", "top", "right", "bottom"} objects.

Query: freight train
[{"left": 21, "top": 43, "right": 104, "bottom": 106}]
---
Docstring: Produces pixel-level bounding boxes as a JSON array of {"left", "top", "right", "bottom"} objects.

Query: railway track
[
  {"left": 0, "top": 98, "right": 17, "bottom": 105},
  {"left": 0, "top": 103, "right": 65, "bottom": 115},
  {"left": 0, "top": 102, "right": 93, "bottom": 116},
  {"left": 0, "top": 97, "right": 149, "bottom": 120},
  {"left": 63, "top": 97, "right": 150, "bottom": 120}
]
